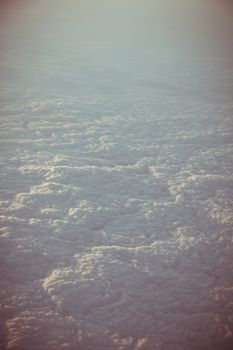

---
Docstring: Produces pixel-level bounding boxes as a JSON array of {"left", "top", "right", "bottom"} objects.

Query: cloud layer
[{"left": 1, "top": 1, "right": 233, "bottom": 349}]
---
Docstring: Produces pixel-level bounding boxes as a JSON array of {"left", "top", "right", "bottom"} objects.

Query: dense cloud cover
[{"left": 1, "top": 1, "right": 233, "bottom": 349}]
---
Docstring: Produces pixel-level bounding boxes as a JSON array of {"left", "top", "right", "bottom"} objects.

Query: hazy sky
[{"left": 1, "top": 0, "right": 232, "bottom": 100}]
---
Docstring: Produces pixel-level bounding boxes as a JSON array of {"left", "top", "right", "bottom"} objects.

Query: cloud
[{"left": 1, "top": 0, "right": 233, "bottom": 349}]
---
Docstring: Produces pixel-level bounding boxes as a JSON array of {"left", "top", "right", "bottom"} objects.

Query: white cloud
[{"left": 1, "top": 0, "right": 233, "bottom": 349}]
